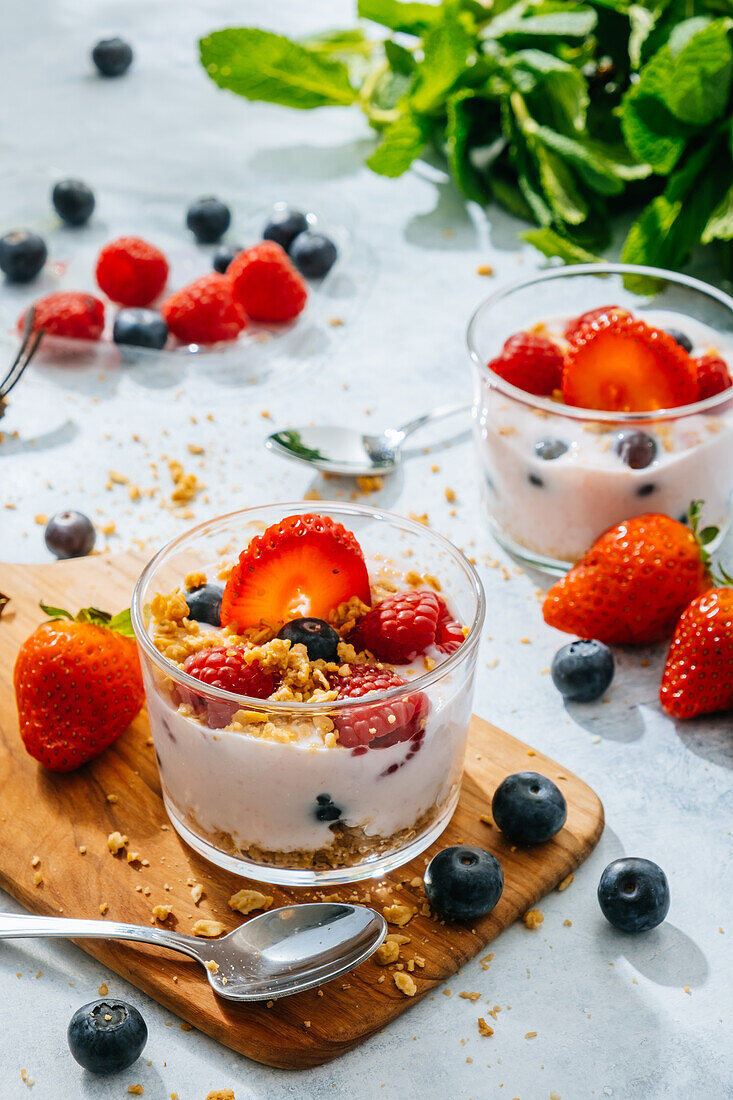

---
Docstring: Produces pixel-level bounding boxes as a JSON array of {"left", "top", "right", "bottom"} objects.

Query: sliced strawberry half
[
  {"left": 434, "top": 597, "right": 465, "bottom": 654},
  {"left": 328, "top": 665, "right": 429, "bottom": 749},
  {"left": 221, "top": 513, "right": 371, "bottom": 631},
  {"left": 563, "top": 313, "right": 698, "bottom": 412}
]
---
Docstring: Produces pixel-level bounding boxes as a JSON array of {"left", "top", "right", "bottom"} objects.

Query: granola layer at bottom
[{"left": 183, "top": 790, "right": 457, "bottom": 871}]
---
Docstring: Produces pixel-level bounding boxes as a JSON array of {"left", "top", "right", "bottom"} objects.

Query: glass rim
[
  {"left": 131, "top": 500, "right": 486, "bottom": 714},
  {"left": 466, "top": 262, "right": 733, "bottom": 424}
]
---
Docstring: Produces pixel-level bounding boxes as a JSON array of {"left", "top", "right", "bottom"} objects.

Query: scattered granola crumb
[
  {"left": 98, "top": 982, "right": 108, "bottom": 996},
  {"left": 127, "top": 1087, "right": 144, "bottom": 1096},
  {"left": 193, "top": 920, "right": 225, "bottom": 938},
  {"left": 557, "top": 873, "right": 574, "bottom": 893},
  {"left": 228, "top": 889, "right": 274, "bottom": 916},
  {"left": 98, "top": 902, "right": 108, "bottom": 915},
  {"left": 190, "top": 883, "right": 204, "bottom": 905},
  {"left": 205, "top": 1091, "right": 235, "bottom": 1100},
  {"left": 187, "top": 443, "right": 204, "bottom": 455},
  {"left": 393, "top": 972, "right": 417, "bottom": 997},
  {"left": 477, "top": 1017, "right": 494, "bottom": 1037},
  {"left": 383, "top": 903, "right": 415, "bottom": 927},
  {"left": 444, "top": 487, "right": 456, "bottom": 503},
  {"left": 204, "top": 960, "right": 219, "bottom": 974},
  {"left": 106, "top": 793, "right": 118, "bottom": 804},
  {"left": 523, "top": 909, "right": 544, "bottom": 930},
  {"left": 34, "top": 514, "right": 48, "bottom": 525},
  {"left": 459, "top": 991, "right": 482, "bottom": 1001},
  {"left": 357, "top": 475, "right": 384, "bottom": 495},
  {"left": 410, "top": 876, "right": 423, "bottom": 889},
  {"left": 180, "top": 1022, "right": 193, "bottom": 1032},
  {"left": 152, "top": 904, "right": 172, "bottom": 922},
  {"left": 477, "top": 264, "right": 494, "bottom": 276},
  {"left": 33, "top": 871, "right": 43, "bottom": 887},
  {"left": 31, "top": 856, "right": 40, "bottom": 868},
  {"left": 684, "top": 985, "right": 691, "bottom": 995},
  {"left": 304, "top": 1020, "right": 311, "bottom": 1028},
  {"left": 78, "top": 846, "right": 86, "bottom": 855},
  {"left": 375, "top": 941, "right": 400, "bottom": 966},
  {"left": 563, "top": 919, "right": 572, "bottom": 927},
  {"left": 525, "top": 1031, "right": 538, "bottom": 1039},
  {"left": 107, "top": 832, "right": 128, "bottom": 854}
]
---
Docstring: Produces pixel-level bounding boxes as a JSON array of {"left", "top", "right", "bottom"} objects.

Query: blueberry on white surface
[
  {"left": 492, "top": 772, "right": 567, "bottom": 845},
  {"left": 263, "top": 208, "right": 308, "bottom": 252},
  {"left": 551, "top": 639, "right": 614, "bottom": 702},
  {"left": 52, "top": 179, "right": 95, "bottom": 226},
  {"left": 91, "top": 38, "right": 133, "bottom": 77},
  {"left": 0, "top": 230, "right": 47, "bottom": 283},
  {"left": 44, "top": 511, "right": 96, "bottom": 559},
  {"left": 113, "top": 308, "right": 168, "bottom": 350},
  {"left": 289, "top": 231, "right": 338, "bottom": 278},
  {"left": 666, "top": 328, "right": 693, "bottom": 354},
  {"left": 67, "top": 999, "right": 147, "bottom": 1074},
  {"left": 186, "top": 196, "right": 231, "bottom": 244},
  {"left": 424, "top": 846, "right": 504, "bottom": 921},
  {"left": 212, "top": 243, "right": 243, "bottom": 274},
  {"left": 613, "top": 430, "right": 657, "bottom": 469},
  {"left": 534, "top": 438, "right": 568, "bottom": 460},
  {"left": 277, "top": 617, "right": 340, "bottom": 662},
  {"left": 598, "top": 857, "right": 670, "bottom": 933},
  {"left": 184, "top": 583, "right": 224, "bottom": 627}
]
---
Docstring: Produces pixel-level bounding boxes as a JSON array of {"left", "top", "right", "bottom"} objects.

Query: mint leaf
[
  {"left": 535, "top": 146, "right": 589, "bottom": 223},
  {"left": 522, "top": 226, "right": 601, "bottom": 263},
  {"left": 367, "top": 113, "right": 428, "bottom": 175},
  {"left": 200, "top": 28, "right": 357, "bottom": 109},
  {"left": 485, "top": 4, "right": 597, "bottom": 41},
  {"left": 702, "top": 181, "right": 733, "bottom": 242},
  {"left": 508, "top": 49, "right": 588, "bottom": 133},
  {"left": 490, "top": 173, "right": 535, "bottom": 220},
  {"left": 661, "top": 18, "right": 733, "bottom": 126},
  {"left": 385, "top": 40, "right": 416, "bottom": 75},
  {"left": 621, "top": 43, "right": 693, "bottom": 172},
  {"left": 410, "top": 10, "right": 476, "bottom": 112},
  {"left": 357, "top": 0, "right": 440, "bottom": 35},
  {"left": 527, "top": 124, "right": 648, "bottom": 194},
  {"left": 445, "top": 90, "right": 487, "bottom": 202}
]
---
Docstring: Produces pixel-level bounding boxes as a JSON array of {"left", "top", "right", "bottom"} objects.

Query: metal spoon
[
  {"left": 0, "top": 903, "right": 386, "bottom": 1003},
  {"left": 265, "top": 402, "right": 470, "bottom": 476}
]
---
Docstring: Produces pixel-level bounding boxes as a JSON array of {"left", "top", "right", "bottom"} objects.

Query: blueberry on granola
[
  {"left": 184, "top": 583, "right": 224, "bottom": 627},
  {"left": 424, "top": 846, "right": 503, "bottom": 921},
  {"left": 67, "top": 999, "right": 147, "bottom": 1074},
  {"left": 277, "top": 617, "right": 340, "bottom": 662}
]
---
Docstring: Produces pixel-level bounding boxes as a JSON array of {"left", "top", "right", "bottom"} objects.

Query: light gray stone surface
[{"left": 0, "top": 2, "right": 731, "bottom": 1098}]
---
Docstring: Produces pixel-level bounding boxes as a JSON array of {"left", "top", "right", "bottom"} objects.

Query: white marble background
[{"left": 0, "top": 2, "right": 731, "bottom": 1098}]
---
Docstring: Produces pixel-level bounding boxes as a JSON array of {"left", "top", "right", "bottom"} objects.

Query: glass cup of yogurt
[
  {"left": 131, "top": 503, "right": 485, "bottom": 886},
  {"left": 467, "top": 263, "right": 733, "bottom": 574}
]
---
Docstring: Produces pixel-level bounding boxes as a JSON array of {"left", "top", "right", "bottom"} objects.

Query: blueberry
[
  {"left": 67, "top": 999, "right": 147, "bottom": 1074},
  {"left": 263, "top": 208, "right": 309, "bottom": 252},
  {"left": 613, "top": 430, "right": 657, "bottom": 470},
  {"left": 184, "top": 583, "right": 224, "bottom": 627},
  {"left": 424, "top": 846, "right": 503, "bottom": 921},
  {"left": 186, "top": 196, "right": 231, "bottom": 244},
  {"left": 277, "top": 617, "right": 340, "bottom": 662},
  {"left": 534, "top": 438, "right": 568, "bottom": 461},
  {"left": 91, "top": 37, "right": 133, "bottom": 77},
  {"left": 212, "top": 243, "right": 243, "bottom": 274},
  {"left": 492, "top": 772, "right": 567, "bottom": 845},
  {"left": 0, "top": 230, "right": 47, "bottom": 283},
  {"left": 45, "top": 511, "right": 96, "bottom": 559},
  {"left": 551, "top": 639, "right": 614, "bottom": 703},
  {"left": 289, "top": 232, "right": 338, "bottom": 278},
  {"left": 52, "top": 179, "right": 96, "bottom": 226},
  {"left": 113, "top": 308, "right": 168, "bottom": 350},
  {"left": 598, "top": 857, "right": 670, "bottom": 933},
  {"left": 528, "top": 472, "right": 544, "bottom": 487},
  {"left": 314, "top": 793, "right": 342, "bottom": 822},
  {"left": 666, "top": 328, "right": 693, "bottom": 354},
  {"left": 637, "top": 483, "right": 656, "bottom": 497}
]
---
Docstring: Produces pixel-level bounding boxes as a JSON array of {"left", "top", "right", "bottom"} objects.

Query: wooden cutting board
[{"left": 0, "top": 553, "right": 603, "bottom": 1069}]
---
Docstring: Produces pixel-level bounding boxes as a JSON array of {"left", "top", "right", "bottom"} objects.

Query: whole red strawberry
[
  {"left": 95, "top": 236, "right": 169, "bottom": 307},
  {"left": 222, "top": 513, "right": 370, "bottom": 631},
  {"left": 328, "top": 665, "right": 429, "bottom": 749},
  {"left": 350, "top": 590, "right": 441, "bottom": 663},
  {"left": 161, "top": 274, "right": 247, "bottom": 344},
  {"left": 228, "top": 241, "right": 307, "bottom": 323},
  {"left": 695, "top": 352, "right": 732, "bottom": 400},
  {"left": 181, "top": 646, "right": 278, "bottom": 728},
  {"left": 18, "top": 291, "right": 105, "bottom": 341},
  {"left": 543, "top": 513, "right": 710, "bottom": 644},
  {"left": 487, "top": 332, "right": 563, "bottom": 396},
  {"left": 14, "top": 605, "right": 144, "bottom": 771},
  {"left": 660, "top": 587, "right": 733, "bottom": 719}
]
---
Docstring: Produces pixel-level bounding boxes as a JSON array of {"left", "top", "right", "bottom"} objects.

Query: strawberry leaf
[
  {"left": 39, "top": 602, "right": 135, "bottom": 636},
  {"left": 39, "top": 603, "right": 75, "bottom": 621},
  {"left": 109, "top": 609, "right": 136, "bottom": 639}
]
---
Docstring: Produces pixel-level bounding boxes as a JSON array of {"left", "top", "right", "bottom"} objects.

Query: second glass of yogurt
[{"left": 468, "top": 264, "right": 733, "bottom": 573}]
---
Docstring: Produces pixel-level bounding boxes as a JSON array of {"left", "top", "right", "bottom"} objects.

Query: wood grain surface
[{"left": 0, "top": 554, "right": 604, "bottom": 1068}]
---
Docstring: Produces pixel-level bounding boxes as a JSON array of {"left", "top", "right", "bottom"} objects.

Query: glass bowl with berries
[
  {"left": 131, "top": 503, "right": 485, "bottom": 886},
  {"left": 468, "top": 263, "right": 733, "bottom": 573}
]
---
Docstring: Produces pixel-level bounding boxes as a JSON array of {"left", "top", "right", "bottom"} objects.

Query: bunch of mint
[{"left": 200, "top": 1, "right": 733, "bottom": 275}]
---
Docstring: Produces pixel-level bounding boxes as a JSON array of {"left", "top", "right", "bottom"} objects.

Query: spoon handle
[
  {"left": 397, "top": 402, "right": 470, "bottom": 439},
  {"left": 0, "top": 911, "right": 203, "bottom": 962}
]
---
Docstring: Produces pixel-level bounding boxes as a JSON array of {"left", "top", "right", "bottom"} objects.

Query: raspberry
[
  {"left": 160, "top": 274, "right": 248, "bottom": 344},
  {"left": 95, "top": 236, "right": 169, "bottom": 307},
  {"left": 487, "top": 332, "right": 564, "bottom": 396},
  {"left": 435, "top": 598, "right": 465, "bottom": 654},
  {"left": 695, "top": 352, "right": 732, "bottom": 400},
  {"left": 180, "top": 646, "right": 277, "bottom": 728},
  {"left": 350, "top": 590, "right": 441, "bottom": 664},
  {"left": 563, "top": 305, "right": 625, "bottom": 343},
  {"left": 328, "top": 665, "right": 429, "bottom": 749},
  {"left": 18, "top": 291, "right": 105, "bottom": 341},
  {"left": 228, "top": 241, "right": 307, "bottom": 323}
]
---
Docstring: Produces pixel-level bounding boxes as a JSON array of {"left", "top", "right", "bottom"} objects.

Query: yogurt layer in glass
[
  {"left": 468, "top": 264, "right": 733, "bottom": 573},
  {"left": 131, "top": 503, "right": 485, "bottom": 886}
]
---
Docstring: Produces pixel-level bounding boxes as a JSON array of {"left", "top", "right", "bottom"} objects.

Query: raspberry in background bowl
[
  {"left": 131, "top": 503, "right": 485, "bottom": 887},
  {"left": 468, "top": 264, "right": 733, "bottom": 573}
]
